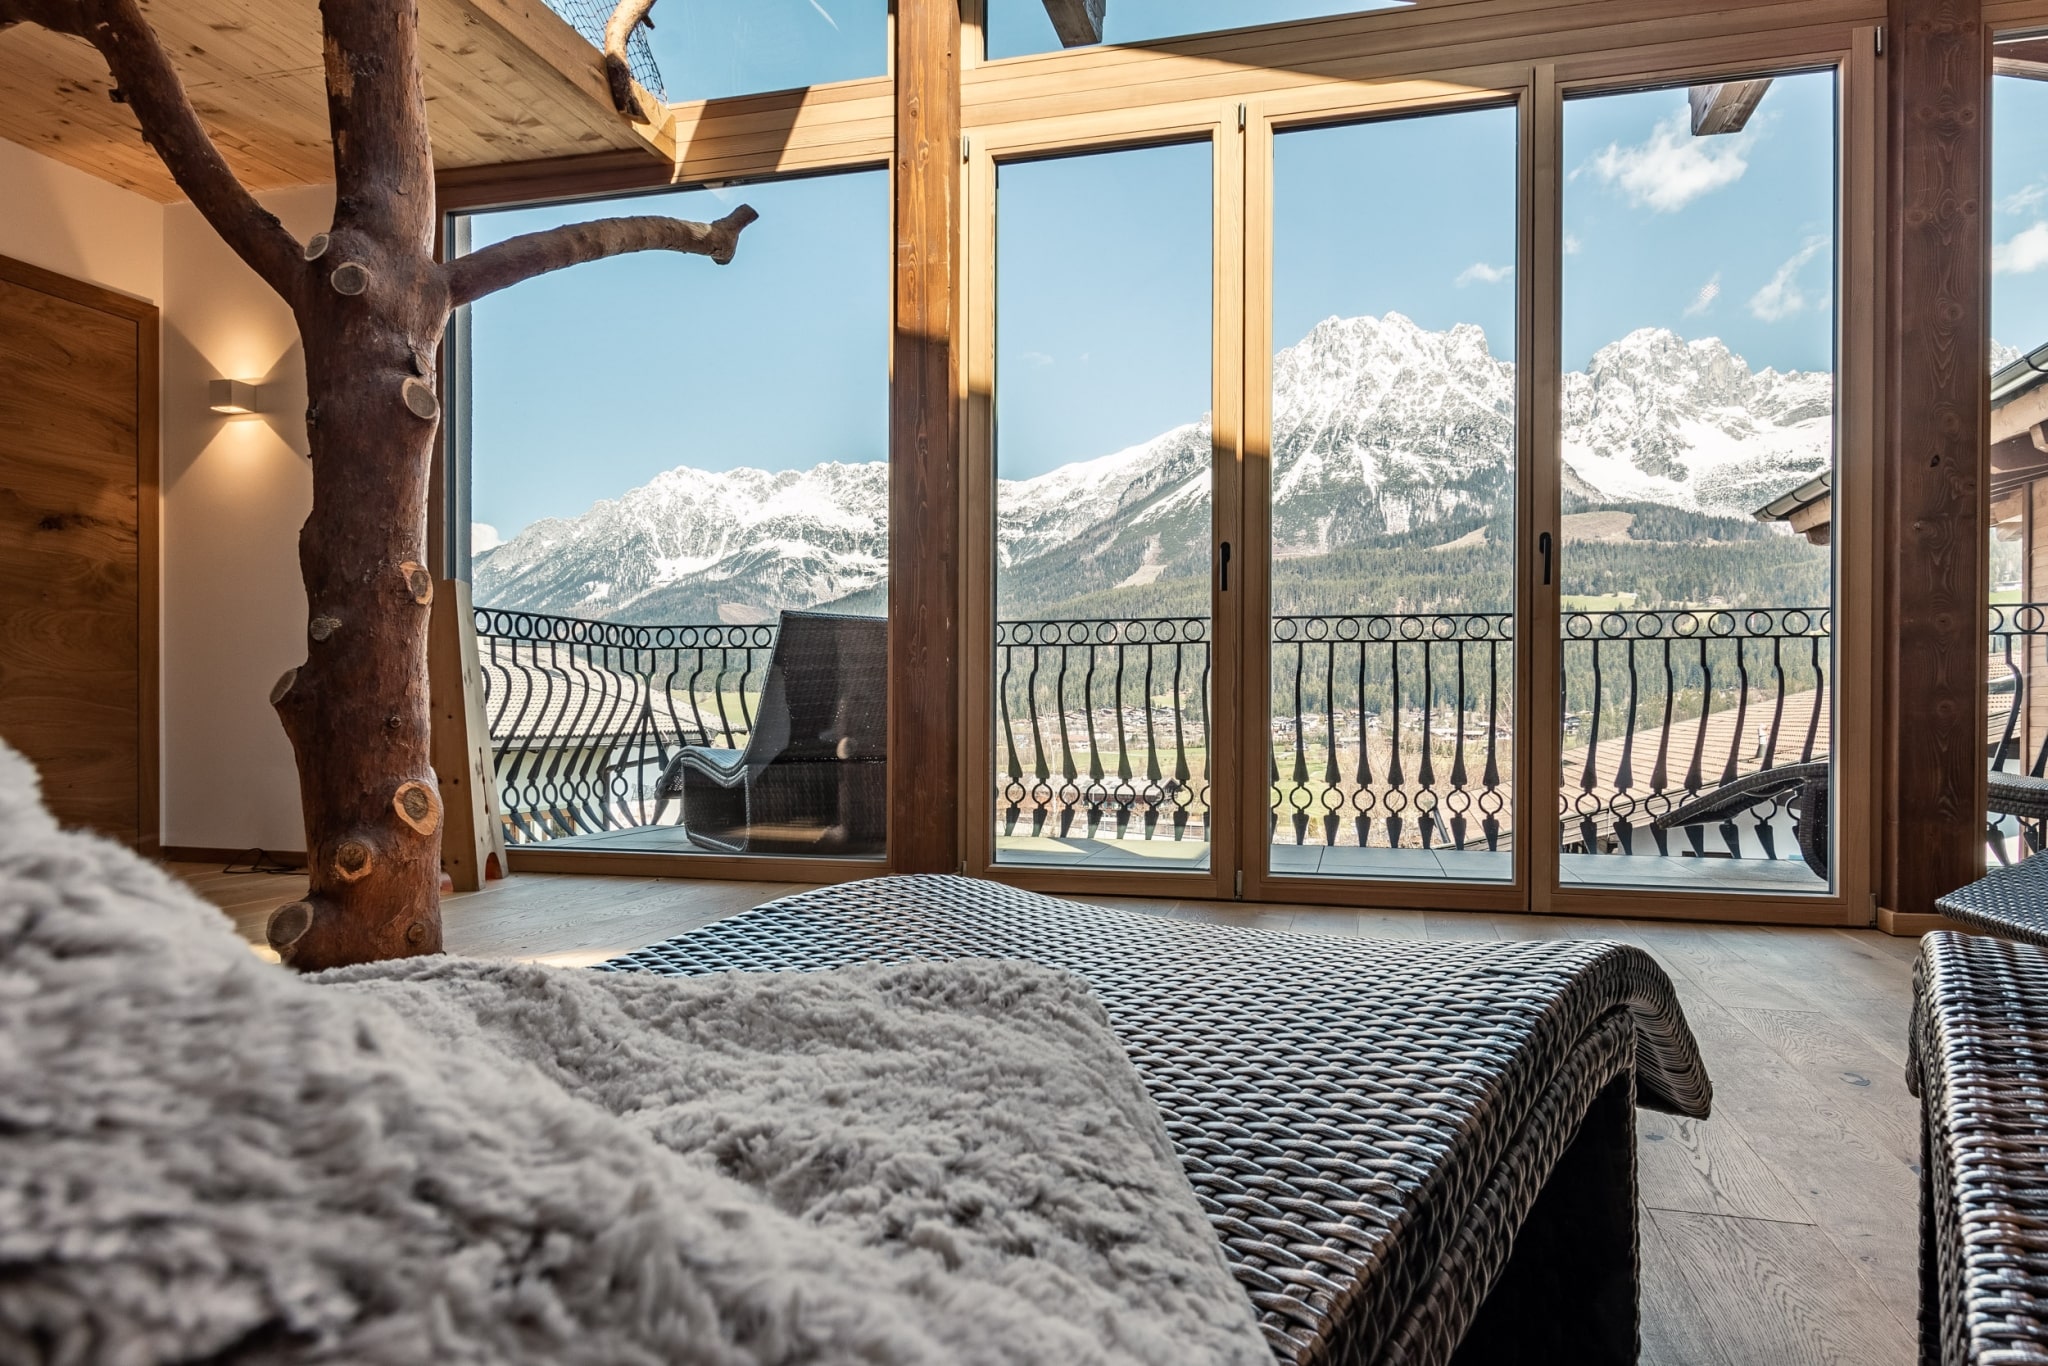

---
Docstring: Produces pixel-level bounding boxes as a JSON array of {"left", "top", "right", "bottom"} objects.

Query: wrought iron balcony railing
[{"left": 472, "top": 603, "right": 2048, "bottom": 864}]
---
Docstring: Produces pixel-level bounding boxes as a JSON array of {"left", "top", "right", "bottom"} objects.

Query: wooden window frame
[{"left": 952, "top": 6, "right": 1887, "bottom": 926}]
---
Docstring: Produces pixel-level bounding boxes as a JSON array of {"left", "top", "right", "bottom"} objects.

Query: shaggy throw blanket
[{"left": 0, "top": 743, "right": 1266, "bottom": 1365}]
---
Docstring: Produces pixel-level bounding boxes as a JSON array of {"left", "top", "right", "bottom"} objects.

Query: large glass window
[
  {"left": 986, "top": 0, "right": 1405, "bottom": 61},
  {"left": 457, "top": 170, "right": 890, "bottom": 859},
  {"left": 1559, "top": 70, "right": 1838, "bottom": 894},
  {"left": 1989, "top": 39, "right": 2048, "bottom": 862},
  {"left": 992, "top": 142, "right": 1214, "bottom": 871},
  {"left": 1266, "top": 106, "right": 1518, "bottom": 884}
]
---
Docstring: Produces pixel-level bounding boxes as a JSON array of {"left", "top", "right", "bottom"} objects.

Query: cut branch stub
[
  {"left": 309, "top": 616, "right": 341, "bottom": 641},
  {"left": 399, "top": 561, "right": 434, "bottom": 605},
  {"left": 393, "top": 780, "right": 441, "bottom": 836},
  {"left": 267, "top": 900, "right": 314, "bottom": 951},
  {"left": 400, "top": 377, "right": 439, "bottom": 421},
  {"left": 270, "top": 667, "right": 299, "bottom": 706},
  {"left": 330, "top": 262, "right": 369, "bottom": 295},
  {"left": 304, "top": 232, "right": 330, "bottom": 261},
  {"left": 331, "top": 839, "right": 376, "bottom": 883}
]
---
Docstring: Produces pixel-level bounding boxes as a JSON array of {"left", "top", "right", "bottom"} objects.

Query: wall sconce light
[{"left": 208, "top": 379, "right": 261, "bottom": 415}]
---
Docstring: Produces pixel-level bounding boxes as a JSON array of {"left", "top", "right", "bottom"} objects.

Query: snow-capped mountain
[
  {"left": 473, "top": 462, "right": 888, "bottom": 625},
  {"left": 474, "top": 313, "right": 1834, "bottom": 623}
]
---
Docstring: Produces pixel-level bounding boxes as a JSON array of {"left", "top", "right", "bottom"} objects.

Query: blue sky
[
  {"left": 642, "top": 0, "right": 885, "bottom": 102},
  {"left": 1274, "top": 105, "right": 1518, "bottom": 362},
  {"left": 465, "top": 171, "right": 888, "bottom": 542},
  {"left": 1994, "top": 73, "right": 2048, "bottom": 354},
  {"left": 996, "top": 144, "right": 1212, "bottom": 481},
  {"left": 1563, "top": 72, "right": 1838, "bottom": 374},
  {"left": 630, "top": 0, "right": 1410, "bottom": 90},
  {"left": 986, "top": 0, "right": 1406, "bottom": 60}
]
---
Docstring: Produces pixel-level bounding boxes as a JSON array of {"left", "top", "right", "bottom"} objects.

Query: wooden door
[{"left": 0, "top": 255, "right": 158, "bottom": 847}]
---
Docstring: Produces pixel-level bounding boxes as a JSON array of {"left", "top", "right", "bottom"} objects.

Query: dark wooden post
[
  {"left": 1884, "top": 0, "right": 1990, "bottom": 922},
  {"left": 889, "top": 0, "right": 963, "bottom": 874}
]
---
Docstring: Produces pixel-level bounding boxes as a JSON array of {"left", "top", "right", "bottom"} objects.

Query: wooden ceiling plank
[{"left": 0, "top": 0, "right": 659, "bottom": 200}]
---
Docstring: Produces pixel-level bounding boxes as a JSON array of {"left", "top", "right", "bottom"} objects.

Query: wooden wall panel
[
  {"left": 0, "top": 255, "right": 158, "bottom": 849},
  {"left": 888, "top": 0, "right": 964, "bottom": 875},
  {"left": 1883, "top": 0, "right": 1989, "bottom": 918}
]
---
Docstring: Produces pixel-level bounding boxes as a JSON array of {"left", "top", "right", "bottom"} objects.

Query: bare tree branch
[
  {"left": 0, "top": 0, "right": 304, "bottom": 296},
  {"left": 444, "top": 205, "right": 759, "bottom": 307},
  {"left": 603, "top": 0, "right": 658, "bottom": 122}
]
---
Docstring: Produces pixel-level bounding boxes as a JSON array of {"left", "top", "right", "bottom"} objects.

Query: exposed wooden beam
[
  {"left": 1994, "top": 384, "right": 2048, "bottom": 445},
  {"left": 1042, "top": 0, "right": 1106, "bottom": 47},
  {"left": 1883, "top": 0, "right": 1990, "bottom": 918},
  {"left": 1994, "top": 36, "right": 2048, "bottom": 82},
  {"left": 888, "top": 0, "right": 962, "bottom": 874},
  {"left": 1688, "top": 78, "right": 1772, "bottom": 135}
]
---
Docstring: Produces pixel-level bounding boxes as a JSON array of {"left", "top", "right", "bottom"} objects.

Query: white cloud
[
  {"left": 1456, "top": 261, "right": 1513, "bottom": 287},
  {"left": 1563, "top": 233, "right": 1584, "bottom": 256},
  {"left": 1995, "top": 222, "right": 2048, "bottom": 275},
  {"left": 807, "top": 0, "right": 840, "bottom": 29},
  {"left": 2003, "top": 182, "right": 2048, "bottom": 215},
  {"left": 1587, "top": 111, "right": 1754, "bottom": 212},
  {"left": 1684, "top": 273, "right": 1722, "bottom": 317},
  {"left": 1749, "top": 236, "right": 1829, "bottom": 321},
  {"left": 471, "top": 522, "right": 503, "bottom": 553},
  {"left": 1021, "top": 350, "right": 1055, "bottom": 367}
]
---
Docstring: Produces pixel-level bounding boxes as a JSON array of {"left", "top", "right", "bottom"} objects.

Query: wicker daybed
[
  {"left": 1909, "top": 931, "right": 2048, "bottom": 1366},
  {"left": 604, "top": 875, "right": 1713, "bottom": 1365}
]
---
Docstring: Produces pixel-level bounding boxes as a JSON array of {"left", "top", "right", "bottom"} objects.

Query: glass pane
[
  {"left": 987, "top": 0, "right": 1406, "bottom": 61},
  {"left": 458, "top": 171, "right": 890, "bottom": 858},
  {"left": 1989, "top": 41, "right": 2048, "bottom": 863},
  {"left": 1266, "top": 107, "right": 1518, "bottom": 883},
  {"left": 993, "top": 142, "right": 1213, "bottom": 871},
  {"left": 546, "top": 0, "right": 887, "bottom": 102},
  {"left": 1559, "top": 71, "right": 1837, "bottom": 894}
]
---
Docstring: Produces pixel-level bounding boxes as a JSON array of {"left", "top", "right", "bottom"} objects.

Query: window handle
[
  {"left": 1539, "top": 531, "right": 1553, "bottom": 587},
  {"left": 1219, "top": 541, "right": 1232, "bottom": 592}
]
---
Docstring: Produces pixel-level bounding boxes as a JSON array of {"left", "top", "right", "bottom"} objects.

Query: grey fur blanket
[{"left": 0, "top": 742, "right": 1266, "bottom": 1365}]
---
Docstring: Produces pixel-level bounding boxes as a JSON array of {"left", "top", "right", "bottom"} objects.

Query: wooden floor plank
[
  {"left": 1623, "top": 921, "right": 1823, "bottom": 1013},
  {"left": 1424, "top": 911, "right": 1501, "bottom": 940},
  {"left": 1650, "top": 1209, "right": 1913, "bottom": 1365},
  {"left": 1640, "top": 1207, "right": 1738, "bottom": 1366},
  {"left": 1672, "top": 994, "right": 1921, "bottom": 1310},
  {"left": 1731, "top": 1006, "right": 1920, "bottom": 1168},
  {"left": 1638, "top": 1108, "right": 1814, "bottom": 1223}
]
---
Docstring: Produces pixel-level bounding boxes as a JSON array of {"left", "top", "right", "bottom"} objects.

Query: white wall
[
  {"left": 5, "top": 135, "right": 334, "bottom": 853},
  {"left": 0, "top": 137, "right": 163, "bottom": 304},
  {"left": 160, "top": 183, "right": 333, "bottom": 854}
]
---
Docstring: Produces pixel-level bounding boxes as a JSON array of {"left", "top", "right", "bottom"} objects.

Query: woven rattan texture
[
  {"left": 602, "top": 875, "right": 1711, "bottom": 1366},
  {"left": 1910, "top": 933, "right": 2048, "bottom": 1366},
  {"left": 1936, "top": 856, "right": 2048, "bottom": 947}
]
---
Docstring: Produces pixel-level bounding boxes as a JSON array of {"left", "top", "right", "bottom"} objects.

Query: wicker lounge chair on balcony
[
  {"left": 605, "top": 875, "right": 1714, "bottom": 1365},
  {"left": 654, "top": 610, "right": 886, "bottom": 857},
  {"left": 1652, "top": 761, "right": 2048, "bottom": 881}
]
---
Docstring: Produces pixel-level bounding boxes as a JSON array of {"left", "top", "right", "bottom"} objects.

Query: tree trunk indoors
[{"left": 0, "top": 0, "right": 754, "bottom": 969}]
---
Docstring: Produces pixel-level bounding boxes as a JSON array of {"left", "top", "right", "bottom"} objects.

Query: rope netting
[{"left": 544, "top": 0, "right": 666, "bottom": 102}]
